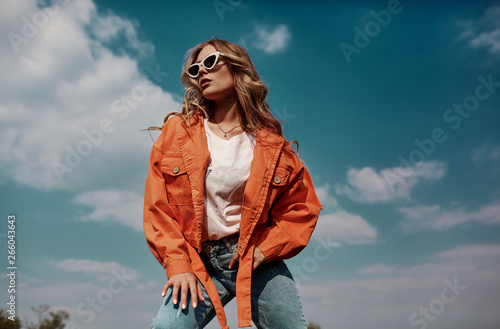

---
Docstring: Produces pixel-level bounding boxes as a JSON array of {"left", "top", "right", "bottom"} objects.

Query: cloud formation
[
  {"left": 313, "top": 184, "right": 377, "bottom": 246},
  {"left": 460, "top": 5, "right": 500, "bottom": 56},
  {"left": 75, "top": 189, "right": 144, "bottom": 231},
  {"left": 299, "top": 244, "right": 500, "bottom": 329},
  {"left": 472, "top": 143, "right": 500, "bottom": 164},
  {"left": 252, "top": 24, "right": 291, "bottom": 54},
  {"left": 9, "top": 258, "right": 157, "bottom": 329},
  {"left": 0, "top": 0, "right": 179, "bottom": 191},
  {"left": 314, "top": 211, "right": 378, "bottom": 246},
  {"left": 57, "top": 258, "right": 140, "bottom": 283},
  {"left": 315, "top": 183, "right": 339, "bottom": 212},
  {"left": 337, "top": 161, "right": 447, "bottom": 203},
  {"left": 398, "top": 200, "right": 500, "bottom": 233}
]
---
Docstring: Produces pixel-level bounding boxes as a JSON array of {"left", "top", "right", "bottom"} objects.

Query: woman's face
[{"left": 194, "top": 45, "right": 236, "bottom": 102}]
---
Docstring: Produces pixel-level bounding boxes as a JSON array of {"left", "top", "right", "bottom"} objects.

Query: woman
[{"left": 143, "top": 38, "right": 322, "bottom": 329}]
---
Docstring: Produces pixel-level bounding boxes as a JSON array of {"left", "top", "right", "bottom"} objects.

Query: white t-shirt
[{"left": 203, "top": 118, "right": 256, "bottom": 241}]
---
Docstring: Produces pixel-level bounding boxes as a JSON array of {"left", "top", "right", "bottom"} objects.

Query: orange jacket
[{"left": 143, "top": 112, "right": 322, "bottom": 328}]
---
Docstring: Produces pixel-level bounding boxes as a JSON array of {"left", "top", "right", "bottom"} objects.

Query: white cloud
[
  {"left": 337, "top": 161, "right": 447, "bottom": 203},
  {"left": 356, "top": 263, "right": 399, "bottom": 276},
  {"left": 472, "top": 143, "right": 500, "bottom": 163},
  {"left": 398, "top": 200, "right": 500, "bottom": 233},
  {"left": 252, "top": 24, "right": 291, "bottom": 54},
  {"left": 315, "top": 184, "right": 339, "bottom": 211},
  {"left": 461, "top": 5, "right": 500, "bottom": 56},
  {"left": 298, "top": 244, "right": 500, "bottom": 329},
  {"left": 434, "top": 244, "right": 500, "bottom": 263},
  {"left": 312, "top": 183, "right": 377, "bottom": 245},
  {"left": 90, "top": 12, "right": 154, "bottom": 58},
  {"left": 313, "top": 211, "right": 377, "bottom": 246},
  {"left": 75, "top": 189, "right": 144, "bottom": 231},
  {"left": 0, "top": 0, "right": 180, "bottom": 191},
  {"left": 57, "top": 258, "right": 140, "bottom": 283}
]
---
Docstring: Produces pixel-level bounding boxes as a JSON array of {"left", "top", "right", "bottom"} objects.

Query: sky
[{"left": 0, "top": 0, "right": 499, "bottom": 328}]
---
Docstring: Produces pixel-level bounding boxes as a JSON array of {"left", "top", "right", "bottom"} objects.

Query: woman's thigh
[
  {"left": 151, "top": 277, "right": 233, "bottom": 329},
  {"left": 250, "top": 261, "right": 307, "bottom": 329}
]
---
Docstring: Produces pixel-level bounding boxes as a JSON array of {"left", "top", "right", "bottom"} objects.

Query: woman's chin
[
  {"left": 203, "top": 88, "right": 237, "bottom": 103},
  {"left": 202, "top": 87, "right": 213, "bottom": 98},
  {"left": 202, "top": 89, "right": 221, "bottom": 101}
]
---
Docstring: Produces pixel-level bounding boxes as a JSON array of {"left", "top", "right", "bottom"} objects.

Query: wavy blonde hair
[{"left": 163, "top": 38, "right": 284, "bottom": 137}]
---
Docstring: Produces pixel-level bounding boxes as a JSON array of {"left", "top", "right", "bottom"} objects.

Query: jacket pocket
[
  {"left": 271, "top": 167, "right": 291, "bottom": 187},
  {"left": 266, "top": 167, "right": 292, "bottom": 204},
  {"left": 161, "top": 156, "right": 193, "bottom": 206}
]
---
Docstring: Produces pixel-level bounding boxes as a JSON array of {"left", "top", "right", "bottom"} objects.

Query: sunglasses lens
[
  {"left": 203, "top": 54, "right": 217, "bottom": 69},
  {"left": 188, "top": 65, "right": 199, "bottom": 77}
]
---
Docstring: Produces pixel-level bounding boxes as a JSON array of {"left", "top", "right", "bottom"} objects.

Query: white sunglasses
[{"left": 187, "top": 51, "right": 224, "bottom": 78}]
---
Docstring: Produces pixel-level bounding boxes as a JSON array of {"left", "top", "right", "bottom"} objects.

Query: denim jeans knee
[{"left": 151, "top": 284, "right": 217, "bottom": 329}]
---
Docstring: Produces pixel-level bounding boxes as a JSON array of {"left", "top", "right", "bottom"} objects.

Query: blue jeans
[{"left": 151, "top": 234, "right": 307, "bottom": 329}]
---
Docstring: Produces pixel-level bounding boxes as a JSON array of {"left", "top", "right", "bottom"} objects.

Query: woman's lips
[{"left": 200, "top": 78, "right": 211, "bottom": 88}]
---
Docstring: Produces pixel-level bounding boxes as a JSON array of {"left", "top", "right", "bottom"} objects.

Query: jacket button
[
  {"left": 173, "top": 166, "right": 180, "bottom": 174},
  {"left": 273, "top": 176, "right": 281, "bottom": 184}
]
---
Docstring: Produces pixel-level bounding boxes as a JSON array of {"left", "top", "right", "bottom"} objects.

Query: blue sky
[{"left": 1, "top": 0, "right": 499, "bottom": 328}]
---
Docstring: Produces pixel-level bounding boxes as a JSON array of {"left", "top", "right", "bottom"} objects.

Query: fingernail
[
  {"left": 193, "top": 302, "right": 197, "bottom": 308},
  {"left": 182, "top": 304, "right": 186, "bottom": 309},
  {"left": 173, "top": 299, "right": 177, "bottom": 304},
  {"left": 161, "top": 292, "right": 165, "bottom": 297}
]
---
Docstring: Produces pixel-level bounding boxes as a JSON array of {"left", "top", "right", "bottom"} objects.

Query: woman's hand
[
  {"left": 228, "top": 246, "right": 266, "bottom": 271},
  {"left": 161, "top": 272, "right": 205, "bottom": 309}
]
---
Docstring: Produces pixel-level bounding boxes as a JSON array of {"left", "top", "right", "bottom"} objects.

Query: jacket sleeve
[
  {"left": 143, "top": 125, "right": 194, "bottom": 278},
  {"left": 256, "top": 150, "right": 323, "bottom": 263}
]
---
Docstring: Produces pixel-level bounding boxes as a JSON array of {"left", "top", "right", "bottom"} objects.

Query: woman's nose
[{"left": 198, "top": 65, "right": 208, "bottom": 77}]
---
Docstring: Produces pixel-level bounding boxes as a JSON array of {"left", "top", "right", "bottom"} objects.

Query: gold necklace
[{"left": 211, "top": 116, "right": 241, "bottom": 138}]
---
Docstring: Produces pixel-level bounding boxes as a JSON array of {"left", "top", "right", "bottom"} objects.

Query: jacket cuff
[
  {"left": 256, "top": 233, "right": 280, "bottom": 263},
  {"left": 164, "top": 258, "right": 194, "bottom": 278}
]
